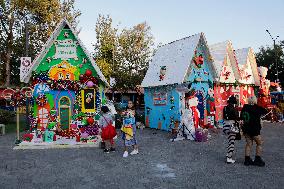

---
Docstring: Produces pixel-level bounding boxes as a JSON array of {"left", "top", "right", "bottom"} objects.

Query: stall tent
[
  {"left": 209, "top": 41, "right": 241, "bottom": 122},
  {"left": 235, "top": 48, "right": 260, "bottom": 106},
  {"left": 141, "top": 33, "right": 216, "bottom": 131},
  {"left": 21, "top": 19, "right": 109, "bottom": 131}
]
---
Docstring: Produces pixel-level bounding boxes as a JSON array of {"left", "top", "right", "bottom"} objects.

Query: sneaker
[
  {"left": 226, "top": 158, "right": 236, "bottom": 164},
  {"left": 123, "top": 151, "right": 128, "bottom": 158},
  {"left": 110, "top": 147, "right": 116, "bottom": 152},
  {"left": 103, "top": 149, "right": 110, "bottom": 153},
  {"left": 130, "top": 149, "right": 139, "bottom": 155}
]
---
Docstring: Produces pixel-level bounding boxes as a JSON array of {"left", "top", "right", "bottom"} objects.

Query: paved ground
[{"left": 0, "top": 122, "right": 284, "bottom": 189}]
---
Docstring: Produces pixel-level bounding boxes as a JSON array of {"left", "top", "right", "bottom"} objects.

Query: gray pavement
[{"left": 0, "top": 122, "right": 284, "bottom": 189}]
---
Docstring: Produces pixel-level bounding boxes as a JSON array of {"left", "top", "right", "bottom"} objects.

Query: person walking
[
  {"left": 223, "top": 95, "right": 240, "bottom": 164},
  {"left": 241, "top": 96, "right": 268, "bottom": 166},
  {"left": 121, "top": 101, "right": 139, "bottom": 158}
]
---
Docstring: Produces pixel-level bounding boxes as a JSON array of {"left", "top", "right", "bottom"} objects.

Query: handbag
[
  {"left": 101, "top": 116, "right": 117, "bottom": 140},
  {"left": 230, "top": 122, "right": 240, "bottom": 134}
]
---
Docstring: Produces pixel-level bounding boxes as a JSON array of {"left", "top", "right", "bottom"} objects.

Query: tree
[
  {"left": 256, "top": 41, "right": 284, "bottom": 87},
  {"left": 0, "top": 0, "right": 81, "bottom": 86},
  {"left": 94, "top": 16, "right": 155, "bottom": 91},
  {"left": 114, "top": 22, "right": 154, "bottom": 91},
  {"left": 93, "top": 14, "right": 117, "bottom": 81}
]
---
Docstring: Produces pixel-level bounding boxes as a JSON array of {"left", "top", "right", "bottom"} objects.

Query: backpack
[{"left": 223, "top": 105, "right": 236, "bottom": 120}]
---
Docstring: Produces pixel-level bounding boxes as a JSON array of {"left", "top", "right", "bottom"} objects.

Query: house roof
[
  {"left": 235, "top": 48, "right": 250, "bottom": 66},
  {"left": 22, "top": 19, "right": 109, "bottom": 86},
  {"left": 209, "top": 40, "right": 241, "bottom": 82},
  {"left": 235, "top": 48, "right": 260, "bottom": 86},
  {"left": 142, "top": 33, "right": 212, "bottom": 88}
]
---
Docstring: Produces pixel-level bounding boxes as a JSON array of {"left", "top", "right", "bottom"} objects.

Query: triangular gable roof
[
  {"left": 209, "top": 40, "right": 241, "bottom": 83},
  {"left": 22, "top": 19, "right": 109, "bottom": 86},
  {"left": 235, "top": 48, "right": 260, "bottom": 86},
  {"left": 141, "top": 33, "right": 213, "bottom": 87}
]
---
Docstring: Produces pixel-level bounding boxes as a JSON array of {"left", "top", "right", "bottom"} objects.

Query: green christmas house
[{"left": 21, "top": 19, "right": 109, "bottom": 132}]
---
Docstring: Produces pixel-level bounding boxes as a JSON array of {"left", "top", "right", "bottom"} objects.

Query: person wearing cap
[
  {"left": 241, "top": 96, "right": 268, "bottom": 167},
  {"left": 223, "top": 95, "right": 240, "bottom": 164}
]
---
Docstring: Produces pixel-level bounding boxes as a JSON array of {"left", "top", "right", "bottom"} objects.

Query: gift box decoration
[{"left": 44, "top": 131, "right": 54, "bottom": 142}]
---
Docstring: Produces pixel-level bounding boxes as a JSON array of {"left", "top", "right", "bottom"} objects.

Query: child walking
[
  {"left": 121, "top": 101, "right": 139, "bottom": 158},
  {"left": 99, "top": 106, "right": 116, "bottom": 153}
]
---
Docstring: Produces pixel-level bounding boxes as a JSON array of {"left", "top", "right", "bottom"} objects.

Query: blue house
[{"left": 141, "top": 33, "right": 216, "bottom": 131}]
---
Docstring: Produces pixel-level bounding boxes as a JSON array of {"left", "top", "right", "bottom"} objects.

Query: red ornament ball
[
  {"left": 85, "top": 69, "right": 92, "bottom": 77},
  {"left": 87, "top": 117, "right": 94, "bottom": 125},
  {"left": 79, "top": 74, "right": 84, "bottom": 80}
]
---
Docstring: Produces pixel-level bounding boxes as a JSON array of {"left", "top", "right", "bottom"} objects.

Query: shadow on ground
[{"left": 0, "top": 122, "right": 283, "bottom": 189}]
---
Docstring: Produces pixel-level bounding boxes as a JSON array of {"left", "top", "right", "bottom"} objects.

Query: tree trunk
[
  {"left": 4, "top": 13, "right": 14, "bottom": 87},
  {"left": 4, "top": 50, "right": 11, "bottom": 87}
]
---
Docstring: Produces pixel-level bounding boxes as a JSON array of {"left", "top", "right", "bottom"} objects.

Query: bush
[{"left": 0, "top": 109, "right": 15, "bottom": 124}]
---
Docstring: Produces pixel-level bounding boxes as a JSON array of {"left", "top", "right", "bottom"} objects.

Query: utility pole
[
  {"left": 266, "top": 30, "right": 280, "bottom": 83},
  {"left": 25, "top": 11, "right": 30, "bottom": 131}
]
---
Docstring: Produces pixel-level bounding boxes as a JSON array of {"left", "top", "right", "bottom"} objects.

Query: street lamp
[{"left": 266, "top": 30, "right": 280, "bottom": 83}]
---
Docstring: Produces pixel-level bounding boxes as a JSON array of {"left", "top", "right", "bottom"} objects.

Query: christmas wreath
[{"left": 36, "top": 94, "right": 48, "bottom": 107}]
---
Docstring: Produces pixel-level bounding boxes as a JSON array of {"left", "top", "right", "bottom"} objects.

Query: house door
[{"left": 59, "top": 96, "right": 71, "bottom": 130}]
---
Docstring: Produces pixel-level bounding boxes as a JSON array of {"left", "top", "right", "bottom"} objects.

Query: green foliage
[
  {"left": 93, "top": 15, "right": 155, "bottom": 91},
  {"left": 0, "top": 109, "right": 15, "bottom": 124},
  {"left": 93, "top": 14, "right": 117, "bottom": 81},
  {"left": 256, "top": 42, "right": 284, "bottom": 87},
  {"left": 0, "top": 0, "right": 81, "bottom": 86},
  {"left": 114, "top": 22, "right": 154, "bottom": 91}
]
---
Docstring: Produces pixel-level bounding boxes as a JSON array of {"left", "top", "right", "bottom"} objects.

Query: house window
[
  {"left": 81, "top": 89, "right": 96, "bottom": 112},
  {"left": 153, "top": 92, "right": 167, "bottom": 105},
  {"left": 65, "top": 73, "right": 71, "bottom": 80},
  {"left": 38, "top": 108, "right": 49, "bottom": 129},
  {"left": 58, "top": 72, "right": 64, "bottom": 80}
]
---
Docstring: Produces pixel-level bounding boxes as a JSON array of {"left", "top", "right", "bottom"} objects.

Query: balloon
[
  {"left": 86, "top": 81, "right": 94, "bottom": 88},
  {"left": 87, "top": 117, "right": 94, "bottom": 125},
  {"left": 85, "top": 69, "right": 92, "bottom": 77}
]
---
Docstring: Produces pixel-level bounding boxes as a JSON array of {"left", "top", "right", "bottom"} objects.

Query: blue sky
[{"left": 75, "top": 0, "right": 284, "bottom": 53}]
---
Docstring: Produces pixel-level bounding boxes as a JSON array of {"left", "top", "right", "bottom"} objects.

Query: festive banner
[{"left": 20, "top": 57, "right": 32, "bottom": 82}]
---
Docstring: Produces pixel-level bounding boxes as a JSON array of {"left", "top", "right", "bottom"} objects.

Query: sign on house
[{"left": 54, "top": 39, "right": 78, "bottom": 60}]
